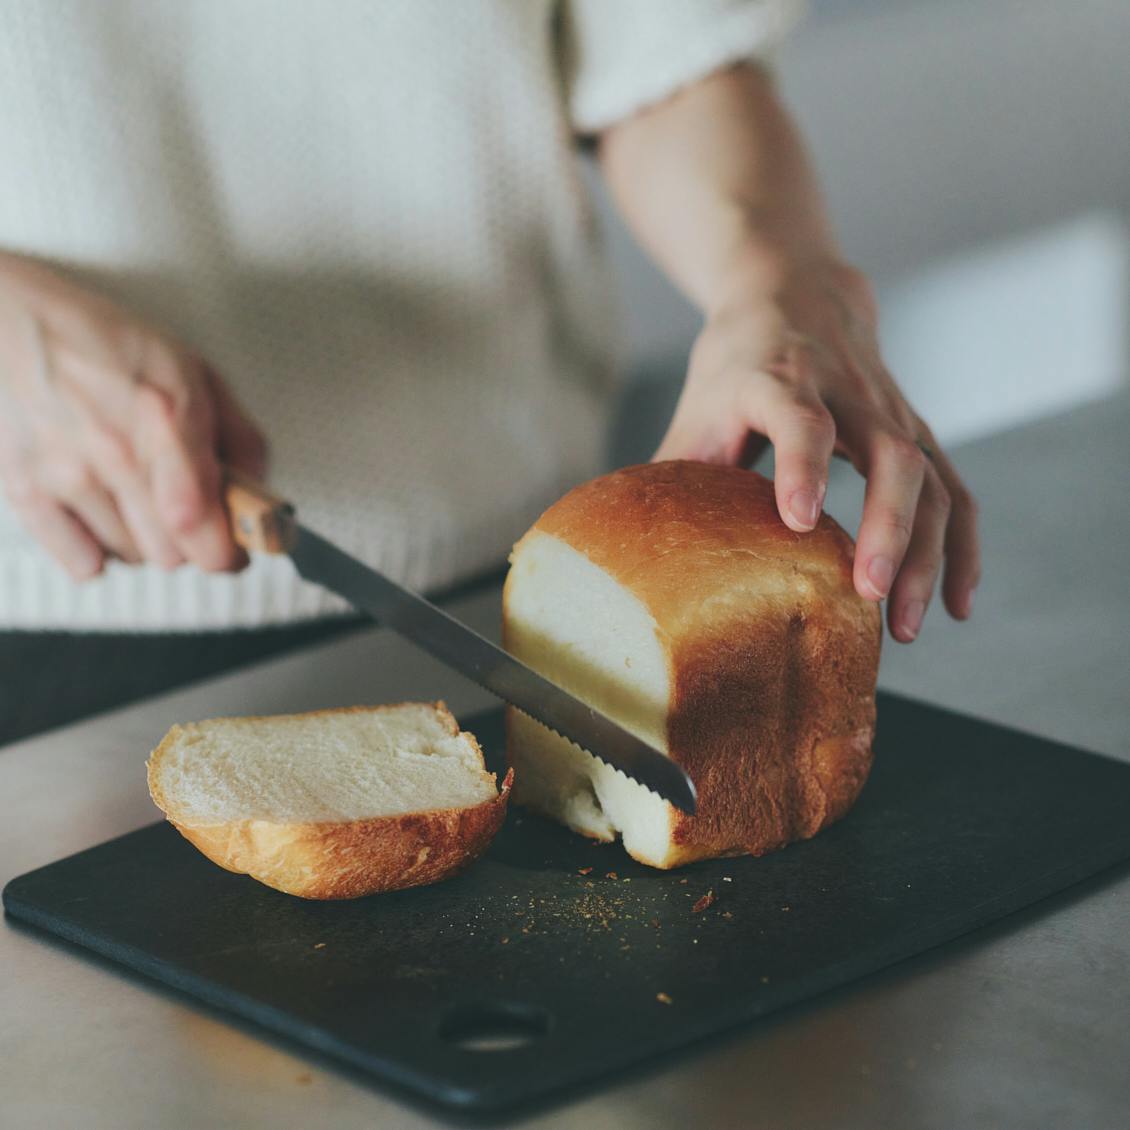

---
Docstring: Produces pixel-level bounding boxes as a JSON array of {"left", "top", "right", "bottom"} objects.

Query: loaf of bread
[
  {"left": 503, "top": 461, "right": 881, "bottom": 869},
  {"left": 147, "top": 702, "right": 511, "bottom": 899}
]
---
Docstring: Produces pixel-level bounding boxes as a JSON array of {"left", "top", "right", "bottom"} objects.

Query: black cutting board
[{"left": 6, "top": 694, "right": 1130, "bottom": 1115}]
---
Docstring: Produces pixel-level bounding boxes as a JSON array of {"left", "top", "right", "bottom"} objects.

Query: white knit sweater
[{"left": 0, "top": 0, "right": 798, "bottom": 630}]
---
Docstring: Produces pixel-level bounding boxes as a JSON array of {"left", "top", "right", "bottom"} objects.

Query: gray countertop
[{"left": 3, "top": 392, "right": 1128, "bottom": 1129}]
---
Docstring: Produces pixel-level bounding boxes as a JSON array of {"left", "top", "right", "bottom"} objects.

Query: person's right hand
[{"left": 0, "top": 252, "right": 267, "bottom": 580}]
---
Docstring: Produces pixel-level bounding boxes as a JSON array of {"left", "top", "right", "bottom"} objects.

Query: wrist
[{"left": 704, "top": 241, "right": 869, "bottom": 324}]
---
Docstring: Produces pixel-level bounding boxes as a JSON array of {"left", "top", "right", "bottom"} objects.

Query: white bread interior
[
  {"left": 505, "top": 531, "right": 678, "bottom": 867},
  {"left": 147, "top": 702, "right": 510, "bottom": 899},
  {"left": 152, "top": 702, "right": 496, "bottom": 823}
]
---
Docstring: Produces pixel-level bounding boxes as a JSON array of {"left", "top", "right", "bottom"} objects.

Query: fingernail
[
  {"left": 961, "top": 588, "right": 976, "bottom": 619},
  {"left": 866, "top": 555, "right": 895, "bottom": 598},
  {"left": 789, "top": 490, "right": 821, "bottom": 530},
  {"left": 900, "top": 600, "right": 926, "bottom": 640}
]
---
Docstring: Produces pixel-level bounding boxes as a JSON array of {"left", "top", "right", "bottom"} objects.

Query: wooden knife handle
[{"left": 223, "top": 469, "right": 296, "bottom": 555}]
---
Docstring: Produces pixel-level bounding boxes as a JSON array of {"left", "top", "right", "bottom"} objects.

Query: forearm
[{"left": 596, "top": 62, "right": 839, "bottom": 313}]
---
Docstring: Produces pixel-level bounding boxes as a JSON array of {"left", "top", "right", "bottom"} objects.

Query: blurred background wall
[{"left": 598, "top": 0, "right": 1130, "bottom": 454}]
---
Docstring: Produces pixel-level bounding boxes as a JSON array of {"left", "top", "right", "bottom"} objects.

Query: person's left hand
[{"left": 653, "top": 257, "right": 980, "bottom": 642}]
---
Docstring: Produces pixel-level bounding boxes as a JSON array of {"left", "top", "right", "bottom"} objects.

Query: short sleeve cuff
[{"left": 564, "top": 0, "right": 805, "bottom": 134}]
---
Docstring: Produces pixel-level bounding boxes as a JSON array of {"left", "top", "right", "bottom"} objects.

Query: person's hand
[
  {"left": 654, "top": 257, "right": 980, "bottom": 642},
  {"left": 0, "top": 253, "right": 267, "bottom": 580}
]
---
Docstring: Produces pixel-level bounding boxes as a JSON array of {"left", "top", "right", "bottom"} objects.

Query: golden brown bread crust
[
  {"left": 506, "top": 461, "right": 881, "bottom": 866},
  {"left": 147, "top": 703, "right": 512, "bottom": 900}
]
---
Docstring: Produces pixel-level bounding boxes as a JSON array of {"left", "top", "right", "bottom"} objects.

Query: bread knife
[{"left": 224, "top": 473, "right": 697, "bottom": 814}]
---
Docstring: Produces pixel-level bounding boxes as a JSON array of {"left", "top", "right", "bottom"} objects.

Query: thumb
[
  {"left": 651, "top": 394, "right": 769, "bottom": 467},
  {"left": 652, "top": 388, "right": 709, "bottom": 462},
  {"left": 651, "top": 426, "right": 698, "bottom": 463}
]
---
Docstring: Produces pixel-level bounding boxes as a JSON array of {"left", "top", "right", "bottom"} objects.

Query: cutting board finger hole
[{"left": 437, "top": 1001, "right": 553, "bottom": 1053}]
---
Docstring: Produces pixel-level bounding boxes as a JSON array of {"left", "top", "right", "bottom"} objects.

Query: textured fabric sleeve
[{"left": 561, "top": 0, "right": 805, "bottom": 134}]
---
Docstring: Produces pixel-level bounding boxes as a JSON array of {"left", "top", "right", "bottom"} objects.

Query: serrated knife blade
[{"left": 224, "top": 473, "right": 697, "bottom": 813}]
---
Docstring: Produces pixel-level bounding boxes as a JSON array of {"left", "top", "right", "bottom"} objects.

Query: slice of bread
[{"left": 147, "top": 702, "right": 511, "bottom": 899}]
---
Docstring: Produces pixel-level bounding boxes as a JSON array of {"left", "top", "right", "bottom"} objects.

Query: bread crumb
[
  {"left": 722, "top": 911, "right": 733, "bottom": 919},
  {"left": 500, "top": 937, "right": 509, "bottom": 945},
  {"left": 578, "top": 866, "right": 593, "bottom": 875},
  {"left": 780, "top": 905, "right": 791, "bottom": 912},
  {"left": 692, "top": 890, "right": 716, "bottom": 913},
  {"left": 679, "top": 878, "right": 688, "bottom": 885},
  {"left": 722, "top": 876, "right": 733, "bottom": 882},
  {"left": 605, "top": 871, "right": 618, "bottom": 880},
  {"left": 313, "top": 942, "right": 326, "bottom": 950},
  {"left": 656, "top": 992, "right": 673, "bottom": 1005}
]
